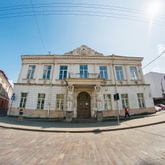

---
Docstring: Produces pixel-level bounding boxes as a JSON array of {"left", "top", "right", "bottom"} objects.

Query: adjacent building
[
  {"left": 0, "top": 70, "right": 13, "bottom": 116},
  {"left": 144, "top": 72, "right": 165, "bottom": 104},
  {"left": 10, "top": 45, "right": 155, "bottom": 120}
]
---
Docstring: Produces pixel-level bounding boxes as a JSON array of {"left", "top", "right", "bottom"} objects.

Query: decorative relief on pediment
[{"left": 64, "top": 45, "right": 103, "bottom": 56}]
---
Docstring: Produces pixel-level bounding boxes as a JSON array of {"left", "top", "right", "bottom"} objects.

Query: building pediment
[{"left": 64, "top": 45, "right": 103, "bottom": 56}]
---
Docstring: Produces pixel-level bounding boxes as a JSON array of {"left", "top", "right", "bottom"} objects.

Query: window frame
[
  {"left": 100, "top": 66, "right": 108, "bottom": 79},
  {"left": 115, "top": 66, "right": 124, "bottom": 81},
  {"left": 80, "top": 65, "right": 88, "bottom": 78},
  {"left": 37, "top": 93, "right": 45, "bottom": 109},
  {"left": 27, "top": 65, "right": 36, "bottom": 79},
  {"left": 121, "top": 93, "right": 129, "bottom": 108},
  {"left": 56, "top": 94, "right": 64, "bottom": 110},
  {"left": 59, "top": 65, "right": 68, "bottom": 80},
  {"left": 19, "top": 92, "right": 28, "bottom": 108},
  {"left": 43, "top": 65, "right": 51, "bottom": 80},
  {"left": 137, "top": 93, "right": 145, "bottom": 108},
  {"left": 130, "top": 66, "right": 138, "bottom": 80},
  {"left": 103, "top": 94, "right": 112, "bottom": 110}
]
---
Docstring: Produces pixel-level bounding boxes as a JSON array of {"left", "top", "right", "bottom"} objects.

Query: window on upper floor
[
  {"left": 27, "top": 65, "right": 36, "bottom": 79},
  {"left": 121, "top": 94, "right": 129, "bottom": 108},
  {"left": 80, "top": 65, "right": 88, "bottom": 78},
  {"left": 103, "top": 94, "right": 112, "bottom": 110},
  {"left": 56, "top": 94, "right": 64, "bottom": 110},
  {"left": 99, "top": 66, "right": 108, "bottom": 79},
  {"left": 137, "top": 93, "right": 145, "bottom": 108},
  {"left": 130, "top": 66, "right": 138, "bottom": 80},
  {"left": 115, "top": 66, "right": 124, "bottom": 80},
  {"left": 43, "top": 65, "right": 51, "bottom": 80},
  {"left": 59, "top": 65, "right": 68, "bottom": 80},
  {"left": 37, "top": 93, "right": 45, "bottom": 109},
  {"left": 19, "top": 92, "right": 28, "bottom": 108}
]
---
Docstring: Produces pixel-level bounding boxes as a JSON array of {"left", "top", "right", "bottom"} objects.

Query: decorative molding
[{"left": 64, "top": 45, "right": 103, "bottom": 56}]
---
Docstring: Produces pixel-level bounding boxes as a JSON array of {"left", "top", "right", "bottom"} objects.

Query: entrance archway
[{"left": 77, "top": 92, "right": 91, "bottom": 119}]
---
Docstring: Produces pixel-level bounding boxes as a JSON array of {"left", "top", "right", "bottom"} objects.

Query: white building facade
[
  {"left": 10, "top": 45, "right": 155, "bottom": 119},
  {"left": 144, "top": 72, "right": 165, "bottom": 98},
  {"left": 0, "top": 70, "right": 13, "bottom": 115}
]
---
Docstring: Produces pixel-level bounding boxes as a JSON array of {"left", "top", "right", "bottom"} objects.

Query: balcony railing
[{"left": 68, "top": 73, "right": 101, "bottom": 79}]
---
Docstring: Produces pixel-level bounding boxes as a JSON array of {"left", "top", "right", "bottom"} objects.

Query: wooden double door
[{"left": 77, "top": 92, "right": 91, "bottom": 119}]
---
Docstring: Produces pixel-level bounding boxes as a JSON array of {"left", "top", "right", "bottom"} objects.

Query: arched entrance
[{"left": 77, "top": 92, "right": 91, "bottom": 119}]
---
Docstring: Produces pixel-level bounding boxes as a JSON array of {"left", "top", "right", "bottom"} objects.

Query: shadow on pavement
[
  {"left": 0, "top": 116, "right": 119, "bottom": 128},
  {"left": 0, "top": 112, "right": 160, "bottom": 129}
]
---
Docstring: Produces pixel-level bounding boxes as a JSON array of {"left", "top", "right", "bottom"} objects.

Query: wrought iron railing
[{"left": 68, "top": 73, "right": 101, "bottom": 79}]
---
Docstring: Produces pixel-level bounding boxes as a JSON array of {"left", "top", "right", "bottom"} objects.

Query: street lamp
[{"left": 112, "top": 62, "right": 120, "bottom": 125}]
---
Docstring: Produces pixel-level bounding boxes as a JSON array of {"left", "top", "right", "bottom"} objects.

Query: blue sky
[{"left": 0, "top": 0, "right": 165, "bottom": 84}]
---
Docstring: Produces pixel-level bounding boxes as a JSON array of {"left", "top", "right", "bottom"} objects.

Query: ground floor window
[
  {"left": 37, "top": 93, "right": 45, "bottom": 109},
  {"left": 56, "top": 94, "right": 64, "bottom": 110},
  {"left": 137, "top": 93, "right": 145, "bottom": 108},
  {"left": 121, "top": 93, "right": 129, "bottom": 108},
  {"left": 19, "top": 92, "right": 28, "bottom": 108},
  {"left": 103, "top": 94, "right": 112, "bottom": 110}
]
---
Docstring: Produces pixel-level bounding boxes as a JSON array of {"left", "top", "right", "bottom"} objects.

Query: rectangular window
[
  {"left": 80, "top": 65, "right": 88, "bottom": 78},
  {"left": 130, "top": 66, "right": 138, "bottom": 80},
  {"left": 103, "top": 94, "right": 112, "bottom": 110},
  {"left": 56, "top": 94, "right": 64, "bottom": 110},
  {"left": 19, "top": 93, "right": 28, "bottom": 108},
  {"left": 37, "top": 93, "right": 45, "bottom": 109},
  {"left": 121, "top": 94, "right": 129, "bottom": 108},
  {"left": 27, "top": 65, "right": 35, "bottom": 79},
  {"left": 43, "top": 65, "right": 51, "bottom": 80},
  {"left": 100, "top": 66, "right": 108, "bottom": 79},
  {"left": 59, "top": 66, "right": 68, "bottom": 80},
  {"left": 137, "top": 93, "right": 145, "bottom": 108},
  {"left": 115, "top": 66, "right": 124, "bottom": 80}
]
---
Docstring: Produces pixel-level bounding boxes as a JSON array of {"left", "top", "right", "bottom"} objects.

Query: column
[
  {"left": 66, "top": 85, "right": 74, "bottom": 122},
  {"left": 95, "top": 85, "right": 103, "bottom": 121}
]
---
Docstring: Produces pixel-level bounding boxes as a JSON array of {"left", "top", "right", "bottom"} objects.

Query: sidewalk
[{"left": 0, "top": 111, "right": 165, "bottom": 133}]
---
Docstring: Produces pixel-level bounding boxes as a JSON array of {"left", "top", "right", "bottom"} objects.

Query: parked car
[
  {"left": 154, "top": 106, "right": 161, "bottom": 112},
  {"left": 156, "top": 104, "right": 165, "bottom": 110}
]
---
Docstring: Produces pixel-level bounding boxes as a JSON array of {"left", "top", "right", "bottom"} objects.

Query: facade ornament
[
  {"left": 94, "top": 85, "right": 103, "bottom": 111},
  {"left": 95, "top": 85, "right": 101, "bottom": 92},
  {"left": 64, "top": 45, "right": 103, "bottom": 56},
  {"left": 67, "top": 85, "right": 74, "bottom": 111},
  {"left": 67, "top": 85, "right": 74, "bottom": 93}
]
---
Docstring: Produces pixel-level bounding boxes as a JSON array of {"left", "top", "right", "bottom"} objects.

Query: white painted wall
[
  {"left": 144, "top": 72, "right": 165, "bottom": 98},
  {"left": 12, "top": 85, "right": 66, "bottom": 110},
  {"left": 12, "top": 50, "right": 154, "bottom": 117},
  {"left": 12, "top": 84, "right": 154, "bottom": 113}
]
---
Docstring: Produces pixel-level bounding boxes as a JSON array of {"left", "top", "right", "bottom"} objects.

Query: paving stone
[{"left": 0, "top": 124, "right": 165, "bottom": 165}]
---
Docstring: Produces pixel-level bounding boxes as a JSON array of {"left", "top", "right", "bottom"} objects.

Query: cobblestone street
[{"left": 0, "top": 123, "right": 165, "bottom": 165}]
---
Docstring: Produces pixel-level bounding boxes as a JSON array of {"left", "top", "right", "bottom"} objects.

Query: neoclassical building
[
  {"left": 0, "top": 70, "right": 13, "bottom": 116},
  {"left": 10, "top": 45, "right": 155, "bottom": 120}
]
